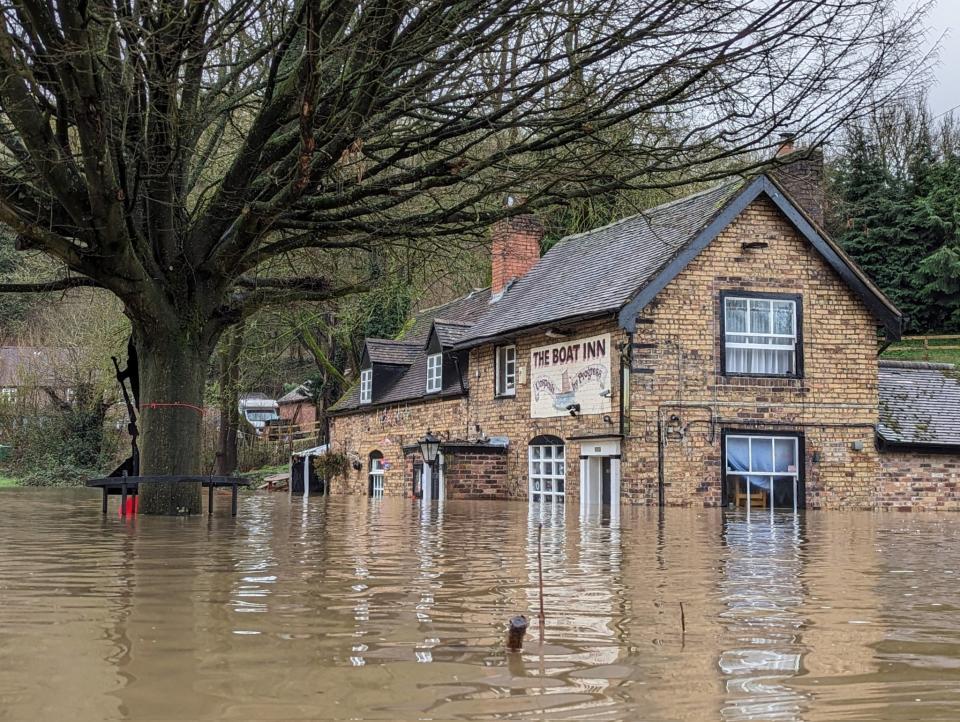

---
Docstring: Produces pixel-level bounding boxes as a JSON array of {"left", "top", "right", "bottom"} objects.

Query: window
[
  {"left": 426, "top": 353, "right": 442, "bottom": 393},
  {"left": 368, "top": 451, "right": 385, "bottom": 497},
  {"left": 0, "top": 387, "right": 16, "bottom": 402},
  {"left": 529, "top": 436, "right": 565, "bottom": 503},
  {"left": 722, "top": 294, "right": 800, "bottom": 376},
  {"left": 495, "top": 345, "right": 517, "bottom": 396},
  {"left": 359, "top": 369, "right": 372, "bottom": 404},
  {"left": 724, "top": 434, "right": 801, "bottom": 511}
]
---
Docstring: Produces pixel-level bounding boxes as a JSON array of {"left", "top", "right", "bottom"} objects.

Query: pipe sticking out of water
[
  {"left": 538, "top": 523, "right": 545, "bottom": 643},
  {"left": 507, "top": 615, "right": 528, "bottom": 652}
]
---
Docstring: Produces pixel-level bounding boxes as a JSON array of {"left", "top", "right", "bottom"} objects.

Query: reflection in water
[
  {"left": 3, "top": 489, "right": 960, "bottom": 720},
  {"left": 718, "top": 512, "right": 808, "bottom": 721}
]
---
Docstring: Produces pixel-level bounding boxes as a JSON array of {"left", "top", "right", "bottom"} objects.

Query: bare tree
[{"left": 0, "top": 0, "right": 931, "bottom": 513}]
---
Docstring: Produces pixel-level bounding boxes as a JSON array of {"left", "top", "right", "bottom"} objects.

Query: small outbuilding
[
  {"left": 289, "top": 443, "right": 329, "bottom": 496},
  {"left": 877, "top": 360, "right": 960, "bottom": 510}
]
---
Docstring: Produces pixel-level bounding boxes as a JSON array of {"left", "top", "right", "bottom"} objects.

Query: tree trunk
[
  {"left": 214, "top": 323, "right": 244, "bottom": 476},
  {"left": 136, "top": 331, "right": 211, "bottom": 515}
]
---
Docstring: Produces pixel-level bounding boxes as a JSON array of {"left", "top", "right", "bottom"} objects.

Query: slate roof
[
  {"left": 278, "top": 386, "right": 310, "bottom": 404},
  {"left": 433, "top": 320, "right": 474, "bottom": 347},
  {"left": 457, "top": 181, "right": 745, "bottom": 345},
  {"left": 365, "top": 339, "right": 420, "bottom": 366},
  {"left": 330, "top": 289, "right": 489, "bottom": 412},
  {"left": 878, "top": 360, "right": 960, "bottom": 449}
]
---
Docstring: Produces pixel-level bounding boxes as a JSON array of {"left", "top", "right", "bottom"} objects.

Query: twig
[
  {"left": 538, "top": 522, "right": 545, "bottom": 644},
  {"left": 680, "top": 601, "right": 686, "bottom": 639}
]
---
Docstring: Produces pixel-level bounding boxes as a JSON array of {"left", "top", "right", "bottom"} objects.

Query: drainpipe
[
  {"left": 619, "top": 333, "right": 632, "bottom": 437},
  {"left": 656, "top": 410, "right": 665, "bottom": 507}
]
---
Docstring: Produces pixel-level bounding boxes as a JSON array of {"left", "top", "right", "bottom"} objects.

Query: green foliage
[
  {"left": 829, "top": 101, "right": 960, "bottom": 333},
  {"left": 0, "top": 386, "right": 122, "bottom": 487},
  {"left": 313, "top": 451, "right": 350, "bottom": 480}
]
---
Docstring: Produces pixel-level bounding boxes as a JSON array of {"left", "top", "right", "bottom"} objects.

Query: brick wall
[
  {"left": 877, "top": 452, "right": 960, "bottom": 511},
  {"left": 444, "top": 449, "right": 509, "bottom": 499},
  {"left": 623, "top": 195, "right": 880, "bottom": 509}
]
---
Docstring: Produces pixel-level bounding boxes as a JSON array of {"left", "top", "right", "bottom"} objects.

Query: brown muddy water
[{"left": 2, "top": 489, "right": 960, "bottom": 721}]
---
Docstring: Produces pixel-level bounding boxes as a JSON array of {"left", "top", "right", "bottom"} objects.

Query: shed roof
[{"left": 878, "top": 360, "right": 960, "bottom": 450}]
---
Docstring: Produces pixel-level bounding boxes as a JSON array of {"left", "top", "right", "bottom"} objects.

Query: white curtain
[{"left": 726, "top": 347, "right": 793, "bottom": 374}]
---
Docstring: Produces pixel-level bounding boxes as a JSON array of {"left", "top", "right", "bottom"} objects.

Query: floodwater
[{"left": 2, "top": 491, "right": 960, "bottom": 721}]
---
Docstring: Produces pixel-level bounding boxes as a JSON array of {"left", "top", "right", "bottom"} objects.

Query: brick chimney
[
  {"left": 490, "top": 198, "right": 544, "bottom": 298},
  {"left": 770, "top": 135, "right": 825, "bottom": 228}
]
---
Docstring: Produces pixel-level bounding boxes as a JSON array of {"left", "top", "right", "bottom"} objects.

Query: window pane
[
  {"left": 749, "top": 300, "right": 771, "bottom": 333},
  {"left": 726, "top": 298, "right": 748, "bottom": 333},
  {"left": 727, "top": 437, "right": 749, "bottom": 472},
  {"left": 774, "top": 438, "right": 797, "bottom": 473},
  {"left": 773, "top": 301, "right": 794, "bottom": 335},
  {"left": 532, "top": 462, "right": 541, "bottom": 475},
  {"left": 542, "top": 446, "right": 553, "bottom": 459},
  {"left": 532, "top": 447, "right": 540, "bottom": 459},
  {"left": 751, "top": 438, "right": 773, "bottom": 472},
  {"left": 556, "top": 480, "right": 565, "bottom": 493},
  {"left": 556, "top": 462, "right": 565, "bottom": 476},
  {"left": 544, "top": 480, "right": 553, "bottom": 492},
  {"left": 532, "top": 480, "right": 541, "bottom": 491}
]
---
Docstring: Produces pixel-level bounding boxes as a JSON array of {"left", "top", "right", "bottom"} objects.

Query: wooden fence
[
  {"left": 237, "top": 419, "right": 325, "bottom": 471},
  {"left": 889, "top": 334, "right": 960, "bottom": 360}
]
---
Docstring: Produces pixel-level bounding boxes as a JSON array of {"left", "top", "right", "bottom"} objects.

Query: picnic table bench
[{"left": 85, "top": 475, "right": 250, "bottom": 516}]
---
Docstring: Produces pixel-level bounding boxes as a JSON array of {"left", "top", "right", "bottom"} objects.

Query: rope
[{"left": 142, "top": 401, "right": 206, "bottom": 416}]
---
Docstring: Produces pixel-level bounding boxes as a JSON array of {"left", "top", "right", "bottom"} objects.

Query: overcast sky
[{"left": 908, "top": 0, "right": 960, "bottom": 117}]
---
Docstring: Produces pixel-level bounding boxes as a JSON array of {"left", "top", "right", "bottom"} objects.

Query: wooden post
[
  {"left": 231, "top": 484, "right": 238, "bottom": 516},
  {"left": 208, "top": 481, "right": 214, "bottom": 515},
  {"left": 101, "top": 488, "right": 108, "bottom": 514}
]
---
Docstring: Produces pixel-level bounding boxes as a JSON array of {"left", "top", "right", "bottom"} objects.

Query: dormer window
[
  {"left": 426, "top": 353, "right": 442, "bottom": 393},
  {"left": 360, "top": 368, "right": 372, "bottom": 404}
]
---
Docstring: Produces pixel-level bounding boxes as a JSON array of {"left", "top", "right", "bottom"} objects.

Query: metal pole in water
[{"left": 537, "top": 522, "right": 545, "bottom": 644}]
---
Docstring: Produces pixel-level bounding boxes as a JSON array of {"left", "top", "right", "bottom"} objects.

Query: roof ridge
[
  {"left": 417, "top": 287, "right": 491, "bottom": 316},
  {"left": 433, "top": 318, "right": 474, "bottom": 327},
  {"left": 880, "top": 359, "right": 956, "bottom": 371},
  {"left": 366, "top": 338, "right": 420, "bottom": 346},
  {"left": 549, "top": 178, "right": 744, "bottom": 249}
]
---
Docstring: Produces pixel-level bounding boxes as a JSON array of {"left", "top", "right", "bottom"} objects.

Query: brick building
[{"left": 329, "top": 154, "right": 960, "bottom": 512}]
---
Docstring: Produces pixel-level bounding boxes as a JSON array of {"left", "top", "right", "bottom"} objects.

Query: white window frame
[
  {"left": 426, "top": 353, "right": 443, "bottom": 393},
  {"left": 495, "top": 344, "right": 517, "bottom": 397},
  {"left": 359, "top": 368, "right": 372, "bottom": 404},
  {"left": 0, "top": 387, "right": 16, "bottom": 402},
  {"left": 369, "top": 456, "right": 385, "bottom": 498},
  {"left": 725, "top": 434, "right": 800, "bottom": 514},
  {"left": 723, "top": 295, "right": 798, "bottom": 376},
  {"left": 528, "top": 443, "right": 565, "bottom": 503}
]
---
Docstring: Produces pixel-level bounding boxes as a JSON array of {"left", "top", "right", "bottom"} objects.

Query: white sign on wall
[{"left": 530, "top": 333, "right": 612, "bottom": 418}]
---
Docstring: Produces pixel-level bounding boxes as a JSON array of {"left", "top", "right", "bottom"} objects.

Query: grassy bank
[
  {"left": 0, "top": 474, "right": 20, "bottom": 488},
  {"left": 882, "top": 336, "right": 960, "bottom": 366}
]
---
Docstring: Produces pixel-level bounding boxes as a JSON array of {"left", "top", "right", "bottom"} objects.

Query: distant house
[
  {"left": 0, "top": 346, "right": 71, "bottom": 405},
  {"left": 277, "top": 385, "right": 318, "bottom": 432}
]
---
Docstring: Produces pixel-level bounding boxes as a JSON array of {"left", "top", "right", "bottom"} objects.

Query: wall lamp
[
  {"left": 545, "top": 328, "right": 569, "bottom": 339},
  {"left": 566, "top": 403, "right": 581, "bottom": 417}
]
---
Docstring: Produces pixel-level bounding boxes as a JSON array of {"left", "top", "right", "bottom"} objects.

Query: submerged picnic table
[{"left": 85, "top": 475, "right": 250, "bottom": 516}]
